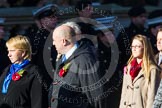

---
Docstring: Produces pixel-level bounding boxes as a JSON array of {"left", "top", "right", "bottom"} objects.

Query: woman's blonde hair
[
  {"left": 6, "top": 35, "right": 32, "bottom": 61},
  {"left": 127, "top": 34, "right": 156, "bottom": 79}
]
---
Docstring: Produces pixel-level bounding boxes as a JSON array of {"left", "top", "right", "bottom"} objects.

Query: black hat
[
  {"left": 75, "top": 0, "right": 92, "bottom": 11},
  {"left": 148, "top": 10, "right": 162, "bottom": 27},
  {"left": 33, "top": 4, "right": 58, "bottom": 19},
  {"left": 128, "top": 6, "right": 146, "bottom": 17}
]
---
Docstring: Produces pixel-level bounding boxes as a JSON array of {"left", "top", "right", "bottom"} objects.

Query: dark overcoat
[
  {"left": 0, "top": 63, "right": 47, "bottom": 108},
  {"left": 51, "top": 40, "right": 105, "bottom": 108}
]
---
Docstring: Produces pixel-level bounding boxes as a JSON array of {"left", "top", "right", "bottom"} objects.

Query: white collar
[
  {"left": 64, "top": 43, "right": 78, "bottom": 60},
  {"left": 159, "top": 52, "right": 162, "bottom": 57}
]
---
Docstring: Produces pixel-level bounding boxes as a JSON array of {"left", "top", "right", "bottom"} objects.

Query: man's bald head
[
  {"left": 52, "top": 25, "right": 77, "bottom": 54},
  {"left": 53, "top": 25, "right": 76, "bottom": 39}
]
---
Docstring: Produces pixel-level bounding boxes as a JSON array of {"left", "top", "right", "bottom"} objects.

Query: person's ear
[
  {"left": 63, "top": 39, "right": 70, "bottom": 46},
  {"left": 62, "top": 39, "right": 67, "bottom": 46},
  {"left": 21, "top": 50, "right": 26, "bottom": 58}
]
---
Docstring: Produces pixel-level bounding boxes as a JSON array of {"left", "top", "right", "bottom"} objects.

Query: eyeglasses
[{"left": 130, "top": 45, "right": 143, "bottom": 49}]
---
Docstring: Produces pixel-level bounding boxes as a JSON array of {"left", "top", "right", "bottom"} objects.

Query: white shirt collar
[
  {"left": 64, "top": 43, "right": 78, "bottom": 60},
  {"left": 159, "top": 52, "right": 162, "bottom": 57}
]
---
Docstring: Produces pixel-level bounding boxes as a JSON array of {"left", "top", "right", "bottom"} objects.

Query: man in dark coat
[{"left": 51, "top": 25, "right": 105, "bottom": 108}]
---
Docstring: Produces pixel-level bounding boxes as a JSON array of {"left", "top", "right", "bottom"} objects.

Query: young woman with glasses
[{"left": 119, "top": 34, "right": 161, "bottom": 108}]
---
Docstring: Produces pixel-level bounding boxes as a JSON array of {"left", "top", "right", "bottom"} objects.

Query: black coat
[
  {"left": 146, "top": 30, "right": 158, "bottom": 54},
  {"left": 0, "top": 63, "right": 47, "bottom": 108},
  {"left": 0, "top": 39, "right": 10, "bottom": 74},
  {"left": 51, "top": 40, "right": 104, "bottom": 108},
  {"left": 29, "top": 28, "right": 51, "bottom": 69},
  {"left": 27, "top": 28, "right": 56, "bottom": 87},
  {"left": 97, "top": 38, "right": 122, "bottom": 108},
  {"left": 77, "top": 22, "right": 96, "bottom": 36}
]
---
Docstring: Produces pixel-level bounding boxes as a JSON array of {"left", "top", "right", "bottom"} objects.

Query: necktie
[
  {"left": 62, "top": 55, "right": 66, "bottom": 63},
  {"left": 158, "top": 55, "right": 162, "bottom": 65}
]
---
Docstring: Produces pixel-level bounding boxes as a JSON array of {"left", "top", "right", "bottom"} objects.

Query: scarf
[
  {"left": 2, "top": 60, "right": 30, "bottom": 94},
  {"left": 130, "top": 58, "right": 142, "bottom": 81}
]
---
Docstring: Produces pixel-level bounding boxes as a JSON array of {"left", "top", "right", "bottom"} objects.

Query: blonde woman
[
  {"left": 119, "top": 34, "right": 161, "bottom": 108},
  {"left": 0, "top": 35, "right": 46, "bottom": 108}
]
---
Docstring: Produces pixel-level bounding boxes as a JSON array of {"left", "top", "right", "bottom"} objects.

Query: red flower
[
  {"left": 59, "top": 63, "right": 71, "bottom": 77},
  {"left": 12, "top": 69, "right": 25, "bottom": 81},
  {"left": 59, "top": 68, "right": 65, "bottom": 77},
  {"left": 12, "top": 73, "right": 21, "bottom": 81}
]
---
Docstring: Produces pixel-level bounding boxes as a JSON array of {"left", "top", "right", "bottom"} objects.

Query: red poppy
[
  {"left": 59, "top": 68, "right": 65, "bottom": 77},
  {"left": 12, "top": 73, "right": 21, "bottom": 81},
  {"left": 12, "top": 69, "right": 25, "bottom": 81},
  {"left": 58, "top": 63, "right": 71, "bottom": 77}
]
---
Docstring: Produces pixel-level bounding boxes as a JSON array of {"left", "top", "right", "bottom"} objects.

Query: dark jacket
[
  {"left": 77, "top": 22, "right": 96, "bottom": 36},
  {"left": 51, "top": 41, "right": 104, "bottom": 108},
  {"left": 153, "top": 79, "right": 162, "bottom": 108},
  {"left": 121, "top": 22, "right": 147, "bottom": 39},
  {"left": 30, "top": 28, "right": 51, "bottom": 69},
  {"left": 146, "top": 30, "right": 158, "bottom": 54},
  {"left": 152, "top": 53, "right": 162, "bottom": 108},
  {"left": 97, "top": 38, "right": 122, "bottom": 108},
  {"left": 27, "top": 28, "right": 56, "bottom": 87},
  {"left": 0, "top": 63, "right": 47, "bottom": 108},
  {"left": 0, "top": 39, "right": 10, "bottom": 75},
  {"left": 154, "top": 53, "right": 162, "bottom": 68}
]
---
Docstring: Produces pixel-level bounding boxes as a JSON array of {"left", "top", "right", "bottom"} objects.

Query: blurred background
[{"left": 0, "top": 0, "right": 162, "bottom": 39}]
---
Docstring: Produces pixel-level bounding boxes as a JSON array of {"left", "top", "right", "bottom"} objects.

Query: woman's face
[
  {"left": 131, "top": 39, "right": 144, "bottom": 59},
  {"left": 7, "top": 47, "right": 25, "bottom": 64}
]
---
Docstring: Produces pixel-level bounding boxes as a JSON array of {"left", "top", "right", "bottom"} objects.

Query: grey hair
[{"left": 62, "top": 22, "right": 81, "bottom": 35}]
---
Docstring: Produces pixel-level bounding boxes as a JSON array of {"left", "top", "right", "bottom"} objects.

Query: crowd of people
[
  {"left": 0, "top": 0, "right": 161, "bottom": 8},
  {"left": 0, "top": 0, "right": 162, "bottom": 108}
]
